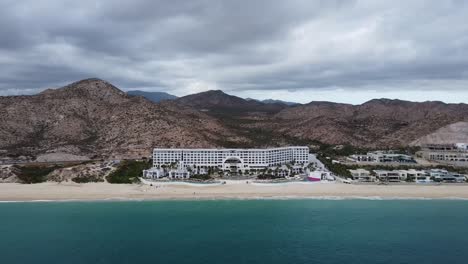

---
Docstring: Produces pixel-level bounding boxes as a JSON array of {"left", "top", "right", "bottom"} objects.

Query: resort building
[
  {"left": 455, "top": 143, "right": 468, "bottom": 151},
  {"left": 420, "top": 151, "right": 468, "bottom": 162},
  {"left": 428, "top": 169, "right": 466, "bottom": 183},
  {"left": 361, "top": 168, "right": 467, "bottom": 183},
  {"left": 151, "top": 146, "right": 310, "bottom": 173},
  {"left": 143, "top": 168, "right": 166, "bottom": 179},
  {"left": 419, "top": 143, "right": 468, "bottom": 163},
  {"left": 348, "top": 169, "right": 374, "bottom": 182},
  {"left": 266, "top": 165, "right": 292, "bottom": 178},
  {"left": 307, "top": 170, "right": 333, "bottom": 182},
  {"left": 143, "top": 162, "right": 192, "bottom": 180},
  {"left": 400, "top": 169, "right": 426, "bottom": 182},
  {"left": 347, "top": 154, "right": 373, "bottom": 162},
  {"left": 373, "top": 170, "right": 406, "bottom": 182},
  {"left": 348, "top": 151, "right": 415, "bottom": 163},
  {"left": 422, "top": 143, "right": 468, "bottom": 152}
]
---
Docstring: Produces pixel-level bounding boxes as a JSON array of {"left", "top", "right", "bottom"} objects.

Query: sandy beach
[{"left": 2, "top": 181, "right": 468, "bottom": 201}]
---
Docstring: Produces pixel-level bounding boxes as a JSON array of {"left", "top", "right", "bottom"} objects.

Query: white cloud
[{"left": 0, "top": 0, "right": 468, "bottom": 104}]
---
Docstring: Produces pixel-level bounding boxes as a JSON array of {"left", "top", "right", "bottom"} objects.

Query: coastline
[{"left": 2, "top": 182, "right": 468, "bottom": 202}]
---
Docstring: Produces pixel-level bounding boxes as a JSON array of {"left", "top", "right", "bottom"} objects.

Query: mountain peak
[
  {"left": 175, "top": 89, "right": 287, "bottom": 115},
  {"left": 176, "top": 89, "right": 246, "bottom": 108},
  {"left": 363, "top": 98, "right": 406, "bottom": 105},
  {"left": 40, "top": 78, "right": 126, "bottom": 100},
  {"left": 196, "top": 90, "right": 228, "bottom": 96},
  {"left": 246, "top": 98, "right": 300, "bottom": 106}
]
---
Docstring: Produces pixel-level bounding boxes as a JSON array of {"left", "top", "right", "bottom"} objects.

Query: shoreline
[
  {"left": 2, "top": 196, "right": 468, "bottom": 203},
  {"left": 2, "top": 181, "right": 468, "bottom": 202}
]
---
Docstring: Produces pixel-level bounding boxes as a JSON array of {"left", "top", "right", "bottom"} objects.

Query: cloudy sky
[{"left": 1, "top": 0, "right": 468, "bottom": 104}]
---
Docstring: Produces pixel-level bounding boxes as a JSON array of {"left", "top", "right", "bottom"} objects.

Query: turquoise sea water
[{"left": 1, "top": 200, "right": 468, "bottom": 264}]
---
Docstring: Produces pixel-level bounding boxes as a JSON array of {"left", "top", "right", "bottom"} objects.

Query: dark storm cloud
[{"left": 1, "top": 0, "right": 468, "bottom": 100}]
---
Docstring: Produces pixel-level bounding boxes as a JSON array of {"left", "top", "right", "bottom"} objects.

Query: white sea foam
[{"left": 2, "top": 196, "right": 468, "bottom": 203}]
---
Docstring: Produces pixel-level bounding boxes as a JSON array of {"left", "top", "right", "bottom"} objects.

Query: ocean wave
[{"left": 2, "top": 196, "right": 468, "bottom": 203}]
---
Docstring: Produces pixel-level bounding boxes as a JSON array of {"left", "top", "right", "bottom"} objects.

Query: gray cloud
[{"left": 1, "top": 0, "right": 468, "bottom": 103}]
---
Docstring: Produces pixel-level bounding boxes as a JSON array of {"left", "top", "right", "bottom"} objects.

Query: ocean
[{"left": 1, "top": 199, "right": 468, "bottom": 264}]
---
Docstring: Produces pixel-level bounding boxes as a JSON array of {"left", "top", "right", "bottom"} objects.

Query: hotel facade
[{"left": 151, "top": 146, "right": 310, "bottom": 172}]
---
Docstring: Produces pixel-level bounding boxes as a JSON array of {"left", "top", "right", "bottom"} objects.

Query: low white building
[
  {"left": 428, "top": 169, "right": 465, "bottom": 183},
  {"left": 373, "top": 170, "right": 405, "bottom": 182},
  {"left": 400, "top": 169, "right": 426, "bottom": 182},
  {"left": 349, "top": 151, "right": 415, "bottom": 163},
  {"left": 143, "top": 168, "right": 165, "bottom": 179},
  {"left": 168, "top": 168, "right": 190, "bottom": 179},
  {"left": 455, "top": 143, "right": 468, "bottom": 151},
  {"left": 143, "top": 162, "right": 192, "bottom": 180},
  {"left": 348, "top": 155, "right": 373, "bottom": 162},
  {"left": 348, "top": 169, "right": 374, "bottom": 182},
  {"left": 422, "top": 151, "right": 468, "bottom": 162},
  {"left": 307, "top": 170, "right": 333, "bottom": 181}
]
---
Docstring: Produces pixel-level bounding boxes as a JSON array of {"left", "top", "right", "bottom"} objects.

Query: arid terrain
[{"left": 1, "top": 78, "right": 468, "bottom": 161}]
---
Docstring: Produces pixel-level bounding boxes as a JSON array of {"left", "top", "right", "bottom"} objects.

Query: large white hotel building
[{"left": 152, "top": 146, "right": 310, "bottom": 172}]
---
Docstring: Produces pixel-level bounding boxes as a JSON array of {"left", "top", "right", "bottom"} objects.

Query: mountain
[
  {"left": 127, "top": 90, "right": 177, "bottom": 103},
  {"left": 175, "top": 91, "right": 468, "bottom": 148},
  {"left": 0, "top": 79, "right": 244, "bottom": 161},
  {"left": 273, "top": 99, "right": 468, "bottom": 147},
  {"left": 175, "top": 90, "right": 287, "bottom": 116},
  {"left": 246, "top": 98, "right": 300, "bottom": 106},
  {"left": 2, "top": 80, "right": 468, "bottom": 162}
]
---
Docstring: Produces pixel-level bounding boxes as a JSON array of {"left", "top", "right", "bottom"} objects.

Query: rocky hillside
[
  {"left": 1, "top": 79, "right": 467, "bottom": 161},
  {"left": 127, "top": 90, "right": 178, "bottom": 103},
  {"left": 175, "top": 90, "right": 287, "bottom": 116},
  {"left": 411, "top": 122, "right": 468, "bottom": 146},
  {"left": 0, "top": 79, "right": 245, "bottom": 160},
  {"left": 273, "top": 99, "right": 468, "bottom": 147}
]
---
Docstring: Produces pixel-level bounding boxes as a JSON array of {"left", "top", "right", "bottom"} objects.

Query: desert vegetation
[{"left": 106, "top": 160, "right": 151, "bottom": 184}]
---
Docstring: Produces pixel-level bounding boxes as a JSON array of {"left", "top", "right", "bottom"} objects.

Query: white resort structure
[
  {"left": 349, "top": 169, "right": 374, "bottom": 182},
  {"left": 143, "top": 146, "right": 310, "bottom": 179},
  {"left": 419, "top": 143, "right": 468, "bottom": 163},
  {"left": 348, "top": 151, "right": 415, "bottom": 163},
  {"left": 347, "top": 168, "right": 466, "bottom": 183}
]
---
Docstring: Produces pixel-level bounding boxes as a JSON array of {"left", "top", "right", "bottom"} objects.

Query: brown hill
[
  {"left": 2, "top": 79, "right": 467, "bottom": 161},
  {"left": 175, "top": 90, "right": 287, "bottom": 116},
  {"left": 0, "top": 79, "right": 244, "bottom": 160},
  {"left": 273, "top": 99, "right": 468, "bottom": 147}
]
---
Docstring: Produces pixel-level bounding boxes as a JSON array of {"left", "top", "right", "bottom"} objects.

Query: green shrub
[
  {"left": 190, "top": 174, "right": 212, "bottom": 180},
  {"left": 317, "top": 154, "right": 352, "bottom": 178},
  {"left": 106, "top": 160, "right": 151, "bottom": 184},
  {"left": 72, "top": 175, "right": 104, "bottom": 183},
  {"left": 14, "top": 165, "right": 60, "bottom": 184},
  {"left": 257, "top": 174, "right": 284, "bottom": 180}
]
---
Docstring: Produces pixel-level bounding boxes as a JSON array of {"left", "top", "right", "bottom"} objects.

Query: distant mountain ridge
[
  {"left": 273, "top": 98, "right": 468, "bottom": 147},
  {"left": 246, "top": 98, "right": 300, "bottom": 106},
  {"left": 127, "top": 90, "right": 177, "bottom": 102},
  {"left": 175, "top": 90, "right": 287, "bottom": 115},
  {"left": 1, "top": 78, "right": 468, "bottom": 161}
]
